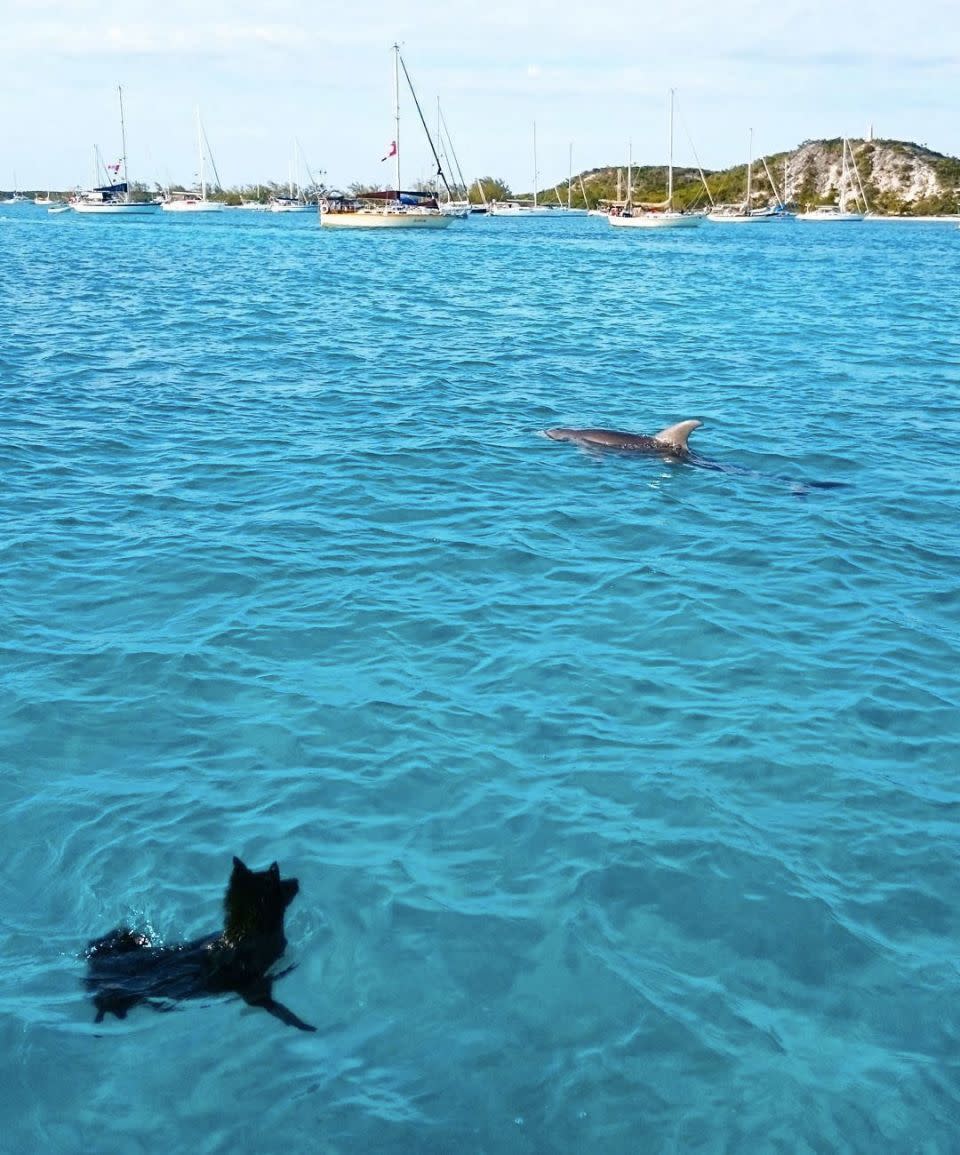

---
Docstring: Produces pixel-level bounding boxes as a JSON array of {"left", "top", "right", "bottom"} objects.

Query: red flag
[{"left": 380, "top": 140, "right": 397, "bottom": 162}]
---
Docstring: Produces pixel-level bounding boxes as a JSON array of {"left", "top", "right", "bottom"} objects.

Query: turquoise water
[{"left": 2, "top": 203, "right": 959, "bottom": 1152}]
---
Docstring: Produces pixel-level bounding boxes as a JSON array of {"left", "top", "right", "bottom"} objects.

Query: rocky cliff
[
  {"left": 575, "top": 139, "right": 960, "bottom": 215},
  {"left": 785, "top": 139, "right": 960, "bottom": 214}
]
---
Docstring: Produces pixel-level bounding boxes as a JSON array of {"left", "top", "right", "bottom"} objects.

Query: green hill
[{"left": 501, "top": 139, "right": 960, "bottom": 216}]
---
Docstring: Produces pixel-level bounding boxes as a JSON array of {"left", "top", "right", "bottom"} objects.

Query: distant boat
[
  {"left": 320, "top": 45, "right": 453, "bottom": 230},
  {"left": 162, "top": 108, "right": 226, "bottom": 213},
  {"left": 489, "top": 123, "right": 556, "bottom": 217},
  {"left": 71, "top": 88, "right": 161, "bottom": 216},
  {"left": 488, "top": 199, "right": 555, "bottom": 217},
  {"left": 541, "top": 130, "right": 594, "bottom": 215},
  {"left": 707, "top": 130, "right": 785, "bottom": 223},
  {"left": 553, "top": 143, "right": 589, "bottom": 214},
  {"left": 269, "top": 196, "right": 314, "bottom": 213},
  {"left": 433, "top": 102, "right": 472, "bottom": 217},
  {"left": 609, "top": 90, "right": 702, "bottom": 230},
  {"left": 2, "top": 175, "right": 26, "bottom": 204},
  {"left": 321, "top": 188, "right": 453, "bottom": 228},
  {"left": 237, "top": 187, "right": 268, "bottom": 211},
  {"left": 270, "top": 141, "right": 318, "bottom": 212},
  {"left": 795, "top": 203, "right": 863, "bottom": 222},
  {"left": 33, "top": 192, "right": 53, "bottom": 206},
  {"left": 796, "top": 139, "right": 866, "bottom": 222}
]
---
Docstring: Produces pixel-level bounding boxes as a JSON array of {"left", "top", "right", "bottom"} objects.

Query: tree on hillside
[{"left": 472, "top": 177, "right": 511, "bottom": 204}]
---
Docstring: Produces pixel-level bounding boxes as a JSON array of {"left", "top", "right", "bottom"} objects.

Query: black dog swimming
[{"left": 85, "top": 857, "right": 316, "bottom": 1032}]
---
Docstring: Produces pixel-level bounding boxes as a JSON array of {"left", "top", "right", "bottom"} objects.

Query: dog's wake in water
[{"left": 84, "top": 857, "right": 316, "bottom": 1032}]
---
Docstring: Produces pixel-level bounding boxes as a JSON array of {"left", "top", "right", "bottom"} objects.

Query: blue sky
[{"left": 3, "top": 0, "right": 958, "bottom": 194}]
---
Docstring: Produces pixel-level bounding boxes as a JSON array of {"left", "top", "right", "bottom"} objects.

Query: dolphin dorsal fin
[{"left": 653, "top": 419, "right": 702, "bottom": 451}]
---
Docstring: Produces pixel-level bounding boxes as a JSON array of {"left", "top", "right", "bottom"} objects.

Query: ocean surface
[{"left": 1, "top": 202, "right": 959, "bottom": 1153}]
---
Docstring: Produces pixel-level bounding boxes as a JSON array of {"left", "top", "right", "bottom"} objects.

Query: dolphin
[
  {"left": 543, "top": 420, "right": 703, "bottom": 457},
  {"left": 542, "top": 418, "right": 849, "bottom": 496}
]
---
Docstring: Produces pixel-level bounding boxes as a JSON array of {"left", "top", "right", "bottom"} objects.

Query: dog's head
[{"left": 223, "top": 857, "right": 299, "bottom": 943}]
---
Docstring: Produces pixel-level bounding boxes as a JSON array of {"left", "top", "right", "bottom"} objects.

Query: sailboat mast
[
  {"left": 118, "top": 85, "right": 130, "bottom": 202},
  {"left": 839, "top": 138, "right": 848, "bottom": 213},
  {"left": 568, "top": 142, "right": 572, "bottom": 211},
  {"left": 393, "top": 44, "right": 401, "bottom": 194},
  {"left": 746, "top": 127, "right": 753, "bottom": 211},
  {"left": 396, "top": 48, "right": 453, "bottom": 200},
  {"left": 667, "top": 89, "right": 674, "bottom": 208},
  {"left": 533, "top": 122, "right": 538, "bottom": 208},
  {"left": 196, "top": 107, "right": 205, "bottom": 201}
]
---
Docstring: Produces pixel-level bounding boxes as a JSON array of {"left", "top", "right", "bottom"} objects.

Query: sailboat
[
  {"left": 796, "top": 139, "right": 866, "bottom": 221},
  {"left": 270, "top": 141, "right": 318, "bottom": 212},
  {"left": 320, "top": 45, "right": 453, "bottom": 230},
  {"left": 489, "top": 123, "right": 555, "bottom": 216},
  {"left": 557, "top": 144, "right": 589, "bottom": 215},
  {"left": 609, "top": 89, "right": 702, "bottom": 230},
  {"left": 3, "top": 173, "right": 26, "bottom": 204},
  {"left": 70, "top": 88, "right": 161, "bottom": 215},
  {"left": 707, "top": 130, "right": 782, "bottom": 223},
  {"left": 434, "top": 103, "right": 472, "bottom": 217},
  {"left": 162, "top": 109, "right": 225, "bottom": 213}
]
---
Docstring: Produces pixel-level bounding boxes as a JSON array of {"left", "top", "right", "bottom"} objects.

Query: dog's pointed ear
[
  {"left": 269, "top": 862, "right": 280, "bottom": 878},
  {"left": 232, "top": 856, "right": 250, "bottom": 875}
]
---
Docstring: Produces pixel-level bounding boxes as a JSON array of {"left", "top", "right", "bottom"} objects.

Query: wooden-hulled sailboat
[
  {"left": 608, "top": 89, "right": 702, "bottom": 230},
  {"left": 321, "top": 45, "right": 453, "bottom": 230}
]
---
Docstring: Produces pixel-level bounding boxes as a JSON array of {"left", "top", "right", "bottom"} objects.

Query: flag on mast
[{"left": 380, "top": 141, "right": 397, "bottom": 162}]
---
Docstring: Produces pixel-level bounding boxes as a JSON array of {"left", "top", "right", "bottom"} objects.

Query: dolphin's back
[
  {"left": 544, "top": 420, "right": 702, "bottom": 455},
  {"left": 544, "top": 427, "right": 657, "bottom": 450}
]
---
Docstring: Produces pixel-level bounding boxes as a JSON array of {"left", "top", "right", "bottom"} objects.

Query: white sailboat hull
[
  {"left": 488, "top": 202, "right": 555, "bottom": 216},
  {"left": 320, "top": 208, "right": 453, "bottom": 229},
  {"left": 609, "top": 212, "right": 702, "bottom": 229},
  {"left": 269, "top": 200, "right": 316, "bottom": 213},
  {"left": 707, "top": 210, "right": 784, "bottom": 223},
  {"left": 71, "top": 200, "right": 161, "bottom": 215},
  {"left": 161, "top": 199, "right": 226, "bottom": 213},
  {"left": 795, "top": 208, "right": 863, "bottom": 222}
]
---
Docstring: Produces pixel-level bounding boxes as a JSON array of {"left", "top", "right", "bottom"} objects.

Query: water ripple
[{"left": 1, "top": 207, "right": 959, "bottom": 1152}]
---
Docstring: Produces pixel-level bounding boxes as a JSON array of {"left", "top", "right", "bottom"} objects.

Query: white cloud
[{"left": 15, "top": 19, "right": 303, "bottom": 57}]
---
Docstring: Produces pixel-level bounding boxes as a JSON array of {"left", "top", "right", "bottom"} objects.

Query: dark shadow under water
[
  {"left": 687, "top": 451, "right": 851, "bottom": 498},
  {"left": 546, "top": 437, "right": 851, "bottom": 499}
]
